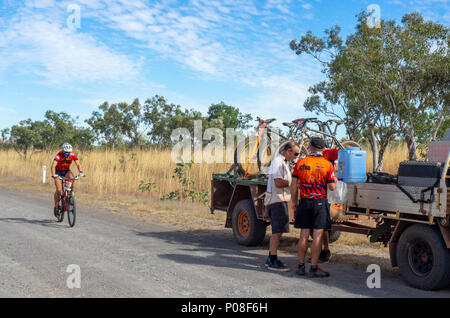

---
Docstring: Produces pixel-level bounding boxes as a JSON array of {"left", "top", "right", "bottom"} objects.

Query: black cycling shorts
[{"left": 294, "top": 198, "right": 331, "bottom": 230}]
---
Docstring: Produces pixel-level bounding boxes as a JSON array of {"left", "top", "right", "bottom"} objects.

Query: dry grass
[
  {"left": 364, "top": 143, "right": 410, "bottom": 174},
  {"left": 0, "top": 144, "right": 410, "bottom": 197},
  {"left": 0, "top": 149, "right": 229, "bottom": 198}
]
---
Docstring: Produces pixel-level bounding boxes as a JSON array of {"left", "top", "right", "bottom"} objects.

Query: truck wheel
[
  {"left": 232, "top": 200, "right": 267, "bottom": 246},
  {"left": 396, "top": 224, "right": 450, "bottom": 290},
  {"left": 329, "top": 230, "right": 341, "bottom": 244}
]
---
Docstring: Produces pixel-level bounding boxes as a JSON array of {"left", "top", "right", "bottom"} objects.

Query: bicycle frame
[
  {"left": 289, "top": 118, "right": 345, "bottom": 150},
  {"left": 58, "top": 176, "right": 78, "bottom": 212},
  {"left": 243, "top": 118, "right": 289, "bottom": 178}
]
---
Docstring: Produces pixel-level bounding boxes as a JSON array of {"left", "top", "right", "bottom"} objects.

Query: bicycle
[
  {"left": 55, "top": 175, "right": 81, "bottom": 227},
  {"left": 283, "top": 118, "right": 360, "bottom": 157},
  {"left": 234, "top": 117, "right": 289, "bottom": 178},
  {"left": 234, "top": 115, "right": 361, "bottom": 177}
]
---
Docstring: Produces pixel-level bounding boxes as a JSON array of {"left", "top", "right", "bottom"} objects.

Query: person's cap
[{"left": 310, "top": 137, "right": 326, "bottom": 149}]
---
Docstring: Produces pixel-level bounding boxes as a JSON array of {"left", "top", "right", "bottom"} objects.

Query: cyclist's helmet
[{"left": 61, "top": 143, "right": 73, "bottom": 155}]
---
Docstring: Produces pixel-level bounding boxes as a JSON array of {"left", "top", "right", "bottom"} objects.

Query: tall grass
[
  {"left": 364, "top": 143, "right": 410, "bottom": 174},
  {"left": 0, "top": 144, "right": 410, "bottom": 199},
  {"left": 0, "top": 149, "right": 229, "bottom": 198}
]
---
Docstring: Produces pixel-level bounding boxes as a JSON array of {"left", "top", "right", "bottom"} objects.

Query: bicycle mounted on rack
[{"left": 233, "top": 116, "right": 360, "bottom": 177}]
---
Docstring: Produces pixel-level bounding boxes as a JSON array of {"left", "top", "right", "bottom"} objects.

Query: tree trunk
[
  {"left": 368, "top": 127, "right": 378, "bottom": 172},
  {"left": 404, "top": 130, "right": 417, "bottom": 161},
  {"left": 431, "top": 113, "right": 445, "bottom": 141},
  {"left": 376, "top": 140, "right": 390, "bottom": 172}
]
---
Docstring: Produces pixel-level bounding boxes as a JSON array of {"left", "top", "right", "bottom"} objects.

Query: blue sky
[{"left": 0, "top": 0, "right": 448, "bottom": 134}]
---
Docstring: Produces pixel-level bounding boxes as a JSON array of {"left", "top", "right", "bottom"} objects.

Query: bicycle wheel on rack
[
  {"left": 256, "top": 135, "right": 278, "bottom": 175},
  {"left": 66, "top": 195, "right": 76, "bottom": 228},
  {"left": 234, "top": 136, "right": 261, "bottom": 177},
  {"left": 341, "top": 140, "right": 361, "bottom": 149},
  {"left": 299, "top": 140, "right": 310, "bottom": 158}
]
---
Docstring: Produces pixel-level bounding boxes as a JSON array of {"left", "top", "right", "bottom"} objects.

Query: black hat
[{"left": 310, "top": 137, "right": 326, "bottom": 149}]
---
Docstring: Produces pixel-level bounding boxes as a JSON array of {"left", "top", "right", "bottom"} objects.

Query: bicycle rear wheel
[
  {"left": 234, "top": 136, "right": 262, "bottom": 177},
  {"left": 66, "top": 195, "right": 76, "bottom": 228},
  {"left": 341, "top": 140, "right": 361, "bottom": 149}
]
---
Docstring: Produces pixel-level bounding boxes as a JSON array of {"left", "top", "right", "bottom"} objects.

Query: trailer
[{"left": 210, "top": 148, "right": 450, "bottom": 290}]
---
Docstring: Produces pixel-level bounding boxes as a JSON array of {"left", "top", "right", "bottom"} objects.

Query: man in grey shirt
[{"left": 264, "top": 141, "right": 300, "bottom": 271}]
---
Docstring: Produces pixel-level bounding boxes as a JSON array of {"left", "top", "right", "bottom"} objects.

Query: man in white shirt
[{"left": 264, "top": 141, "right": 300, "bottom": 271}]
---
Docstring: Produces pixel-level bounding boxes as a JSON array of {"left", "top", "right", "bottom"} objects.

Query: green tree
[
  {"left": 10, "top": 119, "right": 47, "bottom": 158},
  {"left": 206, "top": 102, "right": 252, "bottom": 130},
  {"left": 142, "top": 95, "right": 204, "bottom": 148},
  {"left": 290, "top": 11, "right": 449, "bottom": 168},
  {"left": 0, "top": 128, "right": 10, "bottom": 150},
  {"left": 42, "top": 110, "right": 77, "bottom": 150},
  {"left": 86, "top": 99, "right": 145, "bottom": 149}
]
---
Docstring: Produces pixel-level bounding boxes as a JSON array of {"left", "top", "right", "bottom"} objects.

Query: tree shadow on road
[
  {"left": 136, "top": 228, "right": 450, "bottom": 297},
  {"left": 0, "top": 217, "right": 62, "bottom": 228}
]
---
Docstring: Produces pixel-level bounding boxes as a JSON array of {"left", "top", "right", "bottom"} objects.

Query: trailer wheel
[
  {"left": 232, "top": 200, "right": 267, "bottom": 246},
  {"left": 397, "top": 224, "right": 450, "bottom": 290}
]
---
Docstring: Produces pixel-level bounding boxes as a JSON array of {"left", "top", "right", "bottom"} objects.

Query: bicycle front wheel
[
  {"left": 56, "top": 200, "right": 64, "bottom": 223},
  {"left": 66, "top": 195, "right": 76, "bottom": 228},
  {"left": 341, "top": 140, "right": 361, "bottom": 149}
]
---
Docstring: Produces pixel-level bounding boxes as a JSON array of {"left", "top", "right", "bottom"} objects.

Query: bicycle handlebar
[
  {"left": 57, "top": 175, "right": 83, "bottom": 181},
  {"left": 256, "top": 117, "right": 277, "bottom": 125}
]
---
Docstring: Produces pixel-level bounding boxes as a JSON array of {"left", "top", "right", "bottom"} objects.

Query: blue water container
[{"left": 337, "top": 147, "right": 367, "bottom": 183}]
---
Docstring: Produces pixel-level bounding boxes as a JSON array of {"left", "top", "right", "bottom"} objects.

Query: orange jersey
[{"left": 292, "top": 154, "right": 335, "bottom": 199}]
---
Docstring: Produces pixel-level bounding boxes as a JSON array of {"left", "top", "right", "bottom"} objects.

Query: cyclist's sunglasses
[{"left": 288, "top": 149, "right": 300, "bottom": 157}]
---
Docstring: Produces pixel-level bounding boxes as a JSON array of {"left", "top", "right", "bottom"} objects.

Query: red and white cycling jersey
[{"left": 54, "top": 151, "right": 78, "bottom": 171}]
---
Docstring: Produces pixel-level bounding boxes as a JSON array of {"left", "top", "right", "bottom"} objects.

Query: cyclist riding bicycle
[{"left": 51, "top": 143, "right": 84, "bottom": 217}]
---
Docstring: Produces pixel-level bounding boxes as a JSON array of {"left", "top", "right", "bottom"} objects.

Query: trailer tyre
[
  {"left": 397, "top": 224, "right": 450, "bottom": 290},
  {"left": 232, "top": 200, "right": 267, "bottom": 246}
]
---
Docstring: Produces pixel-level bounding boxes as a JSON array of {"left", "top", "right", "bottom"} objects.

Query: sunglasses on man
[{"left": 288, "top": 149, "right": 300, "bottom": 157}]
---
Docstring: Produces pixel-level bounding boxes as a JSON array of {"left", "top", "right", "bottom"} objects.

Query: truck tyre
[
  {"left": 328, "top": 230, "right": 341, "bottom": 244},
  {"left": 232, "top": 200, "right": 267, "bottom": 246},
  {"left": 396, "top": 224, "right": 450, "bottom": 290}
]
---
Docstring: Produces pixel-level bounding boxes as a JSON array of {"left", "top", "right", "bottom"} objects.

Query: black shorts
[
  {"left": 266, "top": 202, "right": 290, "bottom": 234},
  {"left": 294, "top": 198, "right": 331, "bottom": 230}
]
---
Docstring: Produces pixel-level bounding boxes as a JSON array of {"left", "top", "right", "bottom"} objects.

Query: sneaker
[
  {"left": 265, "top": 258, "right": 290, "bottom": 272},
  {"left": 296, "top": 263, "right": 306, "bottom": 276},
  {"left": 308, "top": 266, "right": 330, "bottom": 278},
  {"left": 319, "top": 250, "right": 332, "bottom": 263}
]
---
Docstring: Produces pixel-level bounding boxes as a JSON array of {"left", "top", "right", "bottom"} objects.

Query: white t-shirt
[{"left": 264, "top": 154, "right": 292, "bottom": 206}]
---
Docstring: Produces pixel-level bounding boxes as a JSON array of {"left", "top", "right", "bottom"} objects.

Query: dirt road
[{"left": 0, "top": 186, "right": 448, "bottom": 298}]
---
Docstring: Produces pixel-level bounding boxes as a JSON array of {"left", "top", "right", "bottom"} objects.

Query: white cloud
[
  {"left": 0, "top": 4, "right": 142, "bottom": 86},
  {"left": 301, "top": 3, "right": 312, "bottom": 9},
  {"left": 1, "top": 0, "right": 321, "bottom": 121}
]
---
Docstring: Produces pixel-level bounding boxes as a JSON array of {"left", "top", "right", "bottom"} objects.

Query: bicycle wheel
[
  {"left": 66, "top": 195, "right": 76, "bottom": 228},
  {"left": 299, "top": 140, "right": 310, "bottom": 158},
  {"left": 56, "top": 201, "right": 64, "bottom": 223},
  {"left": 257, "top": 135, "right": 278, "bottom": 175},
  {"left": 341, "top": 140, "right": 361, "bottom": 149},
  {"left": 234, "top": 136, "right": 262, "bottom": 177}
]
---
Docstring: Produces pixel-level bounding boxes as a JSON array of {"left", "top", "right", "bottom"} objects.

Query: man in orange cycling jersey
[
  {"left": 51, "top": 143, "right": 84, "bottom": 217},
  {"left": 290, "top": 137, "right": 337, "bottom": 277}
]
